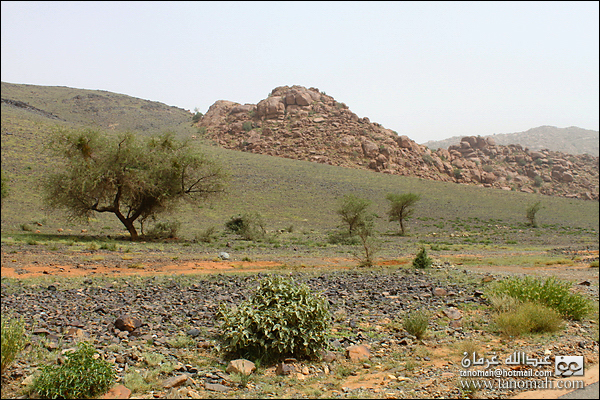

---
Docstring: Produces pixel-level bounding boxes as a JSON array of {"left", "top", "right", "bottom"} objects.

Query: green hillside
[
  {"left": 2, "top": 82, "right": 598, "bottom": 257},
  {"left": 1, "top": 81, "right": 196, "bottom": 137}
]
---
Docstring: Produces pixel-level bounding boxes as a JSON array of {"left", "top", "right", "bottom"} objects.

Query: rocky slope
[{"left": 196, "top": 85, "right": 599, "bottom": 201}]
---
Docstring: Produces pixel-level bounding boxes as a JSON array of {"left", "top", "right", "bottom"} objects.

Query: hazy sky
[{"left": 1, "top": 1, "right": 598, "bottom": 143}]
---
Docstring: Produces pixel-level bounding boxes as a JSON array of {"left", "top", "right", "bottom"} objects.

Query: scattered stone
[
  {"left": 204, "top": 382, "right": 230, "bottom": 392},
  {"left": 443, "top": 307, "right": 462, "bottom": 320},
  {"left": 226, "top": 359, "right": 256, "bottom": 376},
  {"left": 276, "top": 362, "right": 295, "bottom": 376},
  {"left": 162, "top": 374, "right": 188, "bottom": 389},
  {"left": 322, "top": 351, "right": 338, "bottom": 363},
  {"left": 114, "top": 315, "right": 142, "bottom": 333},
  {"left": 101, "top": 384, "right": 132, "bottom": 399},
  {"left": 20, "top": 374, "right": 35, "bottom": 387},
  {"left": 187, "top": 328, "right": 202, "bottom": 337},
  {"left": 346, "top": 344, "right": 370, "bottom": 362}
]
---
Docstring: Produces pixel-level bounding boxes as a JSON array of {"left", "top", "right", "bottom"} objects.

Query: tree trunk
[
  {"left": 123, "top": 219, "right": 139, "bottom": 241},
  {"left": 113, "top": 210, "right": 139, "bottom": 241}
]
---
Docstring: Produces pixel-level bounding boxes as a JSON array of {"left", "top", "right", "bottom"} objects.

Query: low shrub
[
  {"left": 412, "top": 247, "right": 432, "bottom": 269},
  {"left": 327, "top": 229, "right": 359, "bottom": 245},
  {"left": 488, "top": 276, "right": 592, "bottom": 320},
  {"left": 146, "top": 220, "right": 181, "bottom": 239},
  {"left": 196, "top": 226, "right": 219, "bottom": 243},
  {"left": 1, "top": 316, "right": 26, "bottom": 374},
  {"left": 242, "top": 121, "right": 253, "bottom": 132},
  {"left": 403, "top": 309, "right": 429, "bottom": 339},
  {"left": 494, "top": 302, "right": 563, "bottom": 337},
  {"left": 486, "top": 293, "right": 521, "bottom": 313},
  {"left": 217, "top": 275, "right": 330, "bottom": 362},
  {"left": 225, "top": 213, "right": 266, "bottom": 241},
  {"left": 32, "top": 341, "right": 115, "bottom": 399}
]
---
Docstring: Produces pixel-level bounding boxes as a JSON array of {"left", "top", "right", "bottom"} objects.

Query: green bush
[
  {"left": 192, "top": 111, "right": 203, "bottom": 123},
  {"left": 225, "top": 213, "right": 266, "bottom": 241},
  {"left": 196, "top": 226, "right": 219, "bottom": 243},
  {"left": 33, "top": 341, "right": 115, "bottom": 399},
  {"left": 494, "top": 302, "right": 563, "bottom": 337},
  {"left": 403, "top": 310, "right": 429, "bottom": 340},
  {"left": 146, "top": 220, "right": 181, "bottom": 239},
  {"left": 217, "top": 275, "right": 330, "bottom": 362},
  {"left": 1, "top": 316, "right": 26, "bottom": 374},
  {"left": 242, "top": 121, "right": 253, "bottom": 132},
  {"left": 412, "top": 247, "right": 432, "bottom": 269},
  {"left": 488, "top": 276, "right": 592, "bottom": 320},
  {"left": 526, "top": 201, "right": 543, "bottom": 227}
]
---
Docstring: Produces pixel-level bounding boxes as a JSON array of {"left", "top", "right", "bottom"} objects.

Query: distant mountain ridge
[{"left": 422, "top": 126, "right": 599, "bottom": 157}]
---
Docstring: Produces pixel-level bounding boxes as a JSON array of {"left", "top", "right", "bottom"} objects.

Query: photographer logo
[{"left": 555, "top": 356, "right": 584, "bottom": 377}]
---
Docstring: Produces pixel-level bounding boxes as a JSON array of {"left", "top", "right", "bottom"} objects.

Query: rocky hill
[
  {"left": 196, "top": 85, "right": 599, "bottom": 201},
  {"left": 423, "top": 126, "right": 599, "bottom": 157}
]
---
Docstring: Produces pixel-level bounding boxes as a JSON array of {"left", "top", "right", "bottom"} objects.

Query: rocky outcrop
[{"left": 196, "top": 85, "right": 599, "bottom": 201}]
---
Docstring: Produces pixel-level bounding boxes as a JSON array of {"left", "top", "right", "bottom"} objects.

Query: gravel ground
[{"left": 1, "top": 263, "right": 598, "bottom": 399}]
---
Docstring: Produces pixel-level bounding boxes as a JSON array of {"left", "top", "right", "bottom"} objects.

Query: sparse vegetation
[
  {"left": 145, "top": 220, "right": 181, "bottom": 239},
  {"left": 225, "top": 212, "right": 267, "bottom": 241},
  {"left": 1, "top": 316, "right": 26, "bottom": 375},
  {"left": 1, "top": 170, "right": 8, "bottom": 200},
  {"left": 403, "top": 309, "right": 429, "bottom": 340},
  {"left": 488, "top": 276, "right": 592, "bottom": 320},
  {"left": 493, "top": 302, "right": 563, "bottom": 337},
  {"left": 32, "top": 341, "right": 116, "bottom": 399}
]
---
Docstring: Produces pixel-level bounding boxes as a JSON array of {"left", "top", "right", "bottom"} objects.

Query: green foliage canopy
[
  {"left": 43, "top": 128, "right": 226, "bottom": 240},
  {"left": 217, "top": 275, "right": 330, "bottom": 362},
  {"left": 386, "top": 192, "right": 421, "bottom": 235},
  {"left": 33, "top": 341, "right": 115, "bottom": 399},
  {"left": 336, "top": 193, "right": 372, "bottom": 235}
]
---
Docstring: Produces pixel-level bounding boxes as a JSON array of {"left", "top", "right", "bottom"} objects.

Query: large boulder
[
  {"left": 362, "top": 140, "right": 379, "bottom": 158},
  {"left": 256, "top": 96, "right": 285, "bottom": 119}
]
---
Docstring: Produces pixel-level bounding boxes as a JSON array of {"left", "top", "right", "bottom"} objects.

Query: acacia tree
[
  {"left": 44, "top": 128, "right": 226, "bottom": 240},
  {"left": 336, "top": 194, "right": 372, "bottom": 236},
  {"left": 386, "top": 192, "right": 421, "bottom": 235},
  {"left": 526, "top": 201, "right": 543, "bottom": 227}
]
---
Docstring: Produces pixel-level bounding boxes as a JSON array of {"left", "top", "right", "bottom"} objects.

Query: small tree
[
  {"left": 354, "top": 212, "right": 380, "bottom": 267},
  {"left": 386, "top": 193, "right": 421, "bottom": 235},
  {"left": 336, "top": 194, "right": 372, "bottom": 236},
  {"left": 44, "top": 128, "right": 226, "bottom": 240},
  {"left": 526, "top": 201, "right": 543, "bottom": 227}
]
